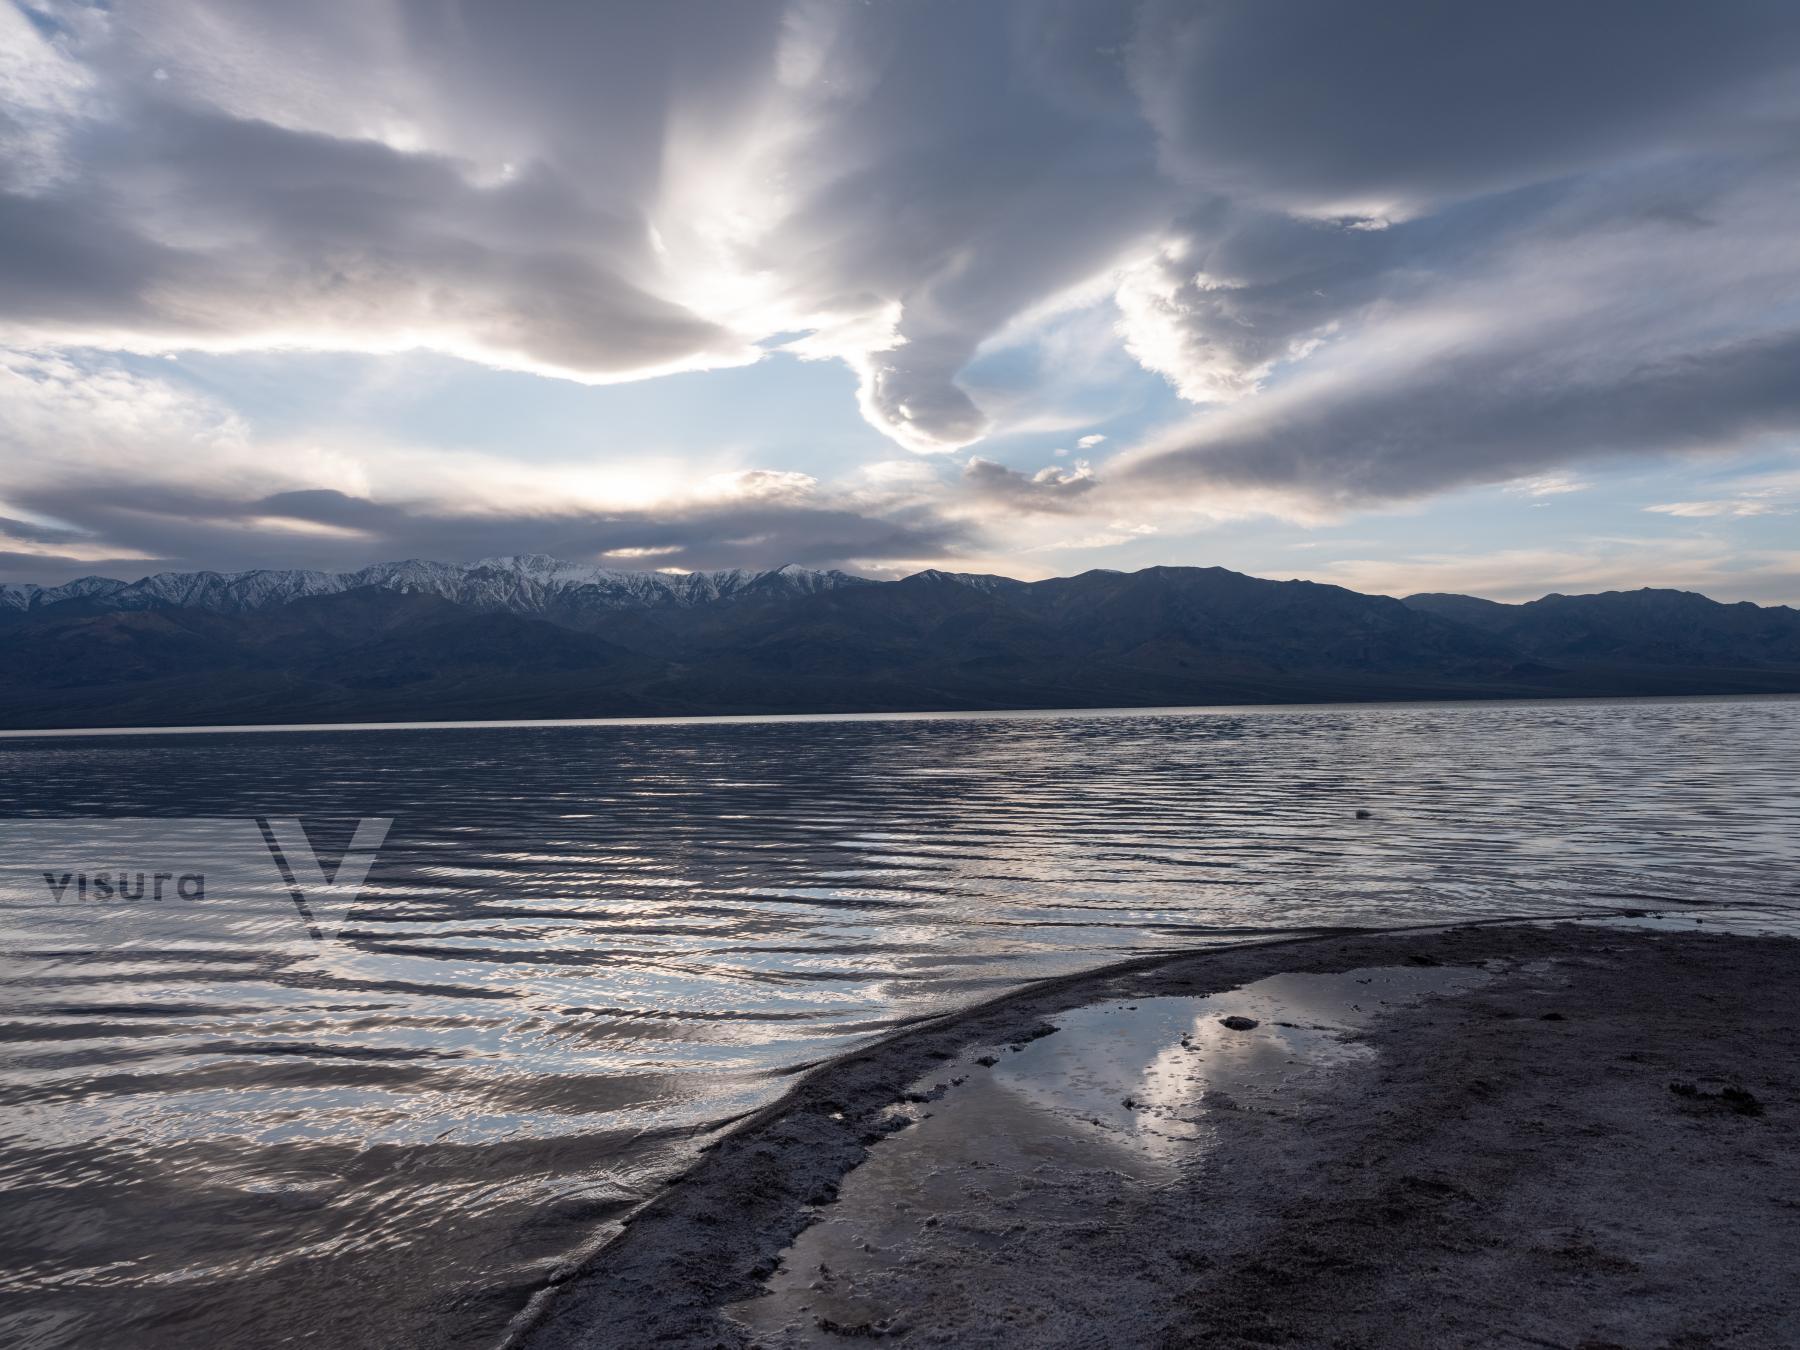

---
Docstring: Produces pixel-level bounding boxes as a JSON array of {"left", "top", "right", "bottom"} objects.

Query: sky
[{"left": 3, "top": 0, "right": 1800, "bottom": 602}]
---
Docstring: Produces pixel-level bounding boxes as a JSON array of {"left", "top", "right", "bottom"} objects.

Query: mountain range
[
  {"left": 2, "top": 555, "right": 1797, "bottom": 729},
  {"left": 0, "top": 555, "right": 870, "bottom": 619}
]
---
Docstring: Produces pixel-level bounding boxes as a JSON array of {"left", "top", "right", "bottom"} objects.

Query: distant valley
[{"left": 3, "top": 556, "right": 1798, "bottom": 729}]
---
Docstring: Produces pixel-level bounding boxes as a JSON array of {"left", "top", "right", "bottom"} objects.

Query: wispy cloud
[
  {"left": 1645, "top": 470, "right": 1800, "bottom": 519},
  {"left": 1511, "top": 473, "right": 1591, "bottom": 498},
  {"left": 1646, "top": 499, "right": 1784, "bottom": 518}
]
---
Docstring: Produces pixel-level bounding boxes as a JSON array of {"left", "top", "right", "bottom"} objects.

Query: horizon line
[
  {"left": 3, "top": 555, "right": 1793, "bottom": 612},
  {"left": 2, "top": 691, "right": 1796, "bottom": 742}
]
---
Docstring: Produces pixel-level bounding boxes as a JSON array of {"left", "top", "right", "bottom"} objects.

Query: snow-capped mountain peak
[
  {"left": 0, "top": 557, "right": 872, "bottom": 619},
  {"left": 0, "top": 575, "right": 131, "bottom": 611}
]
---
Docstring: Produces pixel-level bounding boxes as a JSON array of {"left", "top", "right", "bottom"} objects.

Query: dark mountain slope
[
  {"left": 0, "top": 589, "right": 672, "bottom": 726},
  {"left": 1018, "top": 567, "right": 1515, "bottom": 674},
  {"left": 2, "top": 564, "right": 1798, "bottom": 728},
  {"left": 1398, "top": 592, "right": 1516, "bottom": 633},
  {"left": 640, "top": 572, "right": 1084, "bottom": 713},
  {"left": 1404, "top": 588, "right": 1800, "bottom": 666}
]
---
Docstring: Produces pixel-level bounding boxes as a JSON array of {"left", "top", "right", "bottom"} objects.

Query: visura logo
[
  {"left": 41, "top": 870, "right": 207, "bottom": 902},
  {"left": 0, "top": 817, "right": 392, "bottom": 944}
]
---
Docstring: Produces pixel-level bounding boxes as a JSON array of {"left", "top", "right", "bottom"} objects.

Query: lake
[{"left": 2, "top": 697, "right": 1796, "bottom": 1348}]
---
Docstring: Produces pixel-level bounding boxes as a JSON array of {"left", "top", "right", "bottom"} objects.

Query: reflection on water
[
  {"left": 0, "top": 698, "right": 1796, "bottom": 1347},
  {"left": 731, "top": 963, "right": 1494, "bottom": 1343},
  {"left": 993, "top": 964, "right": 1491, "bottom": 1157}
]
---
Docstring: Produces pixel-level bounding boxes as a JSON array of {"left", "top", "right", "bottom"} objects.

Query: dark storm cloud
[{"left": 1131, "top": 0, "right": 1800, "bottom": 210}]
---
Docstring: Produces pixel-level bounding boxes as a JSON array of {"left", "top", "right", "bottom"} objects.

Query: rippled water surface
[{"left": 2, "top": 698, "right": 1797, "bottom": 1348}]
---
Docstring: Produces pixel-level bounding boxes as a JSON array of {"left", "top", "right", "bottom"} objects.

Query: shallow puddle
[{"left": 730, "top": 962, "right": 1489, "bottom": 1342}]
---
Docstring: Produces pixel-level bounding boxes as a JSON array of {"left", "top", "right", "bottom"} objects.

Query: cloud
[
  {"left": 1644, "top": 471, "right": 1800, "bottom": 519},
  {"left": 1511, "top": 474, "right": 1590, "bottom": 499},
  {"left": 0, "top": 512, "right": 88, "bottom": 546},
  {"left": 0, "top": 101, "right": 753, "bottom": 381},
  {"left": 1291, "top": 542, "right": 1800, "bottom": 606},
  {"left": 1113, "top": 208, "right": 1374, "bottom": 405},
  {"left": 1106, "top": 165, "right": 1800, "bottom": 511},
  {"left": 0, "top": 477, "right": 973, "bottom": 586},
  {"left": 0, "top": 347, "right": 972, "bottom": 583},
  {"left": 0, "top": 1, "right": 99, "bottom": 191},
  {"left": 0, "top": 548, "right": 171, "bottom": 583},
  {"left": 1036, "top": 521, "right": 1158, "bottom": 551},
  {"left": 961, "top": 456, "right": 1098, "bottom": 514},
  {"left": 1646, "top": 499, "right": 1784, "bottom": 519},
  {"left": 3, "top": 0, "right": 1800, "bottom": 569},
  {"left": 0, "top": 0, "right": 1176, "bottom": 453},
  {"left": 1130, "top": 0, "right": 1800, "bottom": 216},
  {"left": 1103, "top": 2, "right": 1800, "bottom": 511}
]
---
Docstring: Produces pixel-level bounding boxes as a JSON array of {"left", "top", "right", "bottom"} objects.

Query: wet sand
[{"left": 512, "top": 916, "right": 1800, "bottom": 1348}]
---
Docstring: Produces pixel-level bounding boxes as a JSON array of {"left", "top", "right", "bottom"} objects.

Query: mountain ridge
[
  {"left": 0, "top": 556, "right": 872, "bottom": 618},
  {"left": 10, "top": 554, "right": 1795, "bottom": 621},
  {"left": 2, "top": 558, "right": 1797, "bottom": 729}
]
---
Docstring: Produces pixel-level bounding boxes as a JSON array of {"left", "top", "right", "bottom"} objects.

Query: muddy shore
[{"left": 512, "top": 917, "right": 1800, "bottom": 1348}]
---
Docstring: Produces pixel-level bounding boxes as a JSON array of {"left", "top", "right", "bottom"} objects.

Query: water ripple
[{"left": 0, "top": 698, "right": 1796, "bottom": 1348}]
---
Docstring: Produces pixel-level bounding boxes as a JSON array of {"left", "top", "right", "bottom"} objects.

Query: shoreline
[
  {"left": 2, "top": 690, "right": 1796, "bottom": 741},
  {"left": 510, "top": 910, "right": 1800, "bottom": 1348}
]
